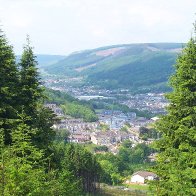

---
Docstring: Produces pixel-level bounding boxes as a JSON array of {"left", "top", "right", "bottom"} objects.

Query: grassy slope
[{"left": 97, "top": 184, "right": 147, "bottom": 196}]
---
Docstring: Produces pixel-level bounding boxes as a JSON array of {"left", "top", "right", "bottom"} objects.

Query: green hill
[
  {"left": 44, "top": 43, "right": 184, "bottom": 92},
  {"left": 45, "top": 89, "right": 98, "bottom": 122}
]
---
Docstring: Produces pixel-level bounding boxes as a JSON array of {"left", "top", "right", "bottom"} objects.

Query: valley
[
  {"left": 39, "top": 44, "right": 174, "bottom": 154},
  {"left": 14, "top": 42, "right": 189, "bottom": 194},
  {"left": 1, "top": 0, "right": 195, "bottom": 195}
]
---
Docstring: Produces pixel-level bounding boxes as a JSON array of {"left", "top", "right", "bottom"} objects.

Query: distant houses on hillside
[
  {"left": 98, "top": 110, "right": 137, "bottom": 130},
  {"left": 45, "top": 103, "right": 157, "bottom": 154},
  {"left": 45, "top": 103, "right": 64, "bottom": 117},
  {"left": 90, "top": 131, "right": 139, "bottom": 146},
  {"left": 45, "top": 103, "right": 154, "bottom": 133},
  {"left": 53, "top": 118, "right": 99, "bottom": 132}
]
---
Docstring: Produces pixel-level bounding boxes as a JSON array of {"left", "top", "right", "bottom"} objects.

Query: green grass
[
  {"left": 95, "top": 184, "right": 147, "bottom": 196},
  {"left": 125, "top": 184, "right": 149, "bottom": 191}
]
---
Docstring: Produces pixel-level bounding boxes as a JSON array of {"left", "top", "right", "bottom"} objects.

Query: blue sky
[{"left": 0, "top": 0, "right": 195, "bottom": 55}]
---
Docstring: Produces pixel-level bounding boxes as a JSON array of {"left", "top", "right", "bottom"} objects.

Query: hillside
[
  {"left": 44, "top": 43, "right": 184, "bottom": 91},
  {"left": 45, "top": 88, "right": 98, "bottom": 122}
]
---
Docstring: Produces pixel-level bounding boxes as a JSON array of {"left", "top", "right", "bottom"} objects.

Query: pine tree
[
  {"left": 19, "top": 36, "right": 42, "bottom": 116},
  {"left": 32, "top": 105, "right": 56, "bottom": 152},
  {"left": 0, "top": 28, "right": 19, "bottom": 145},
  {"left": 62, "top": 144, "right": 101, "bottom": 194},
  {"left": 151, "top": 24, "right": 196, "bottom": 195},
  {"left": 0, "top": 114, "right": 47, "bottom": 196},
  {"left": 19, "top": 37, "right": 55, "bottom": 151}
]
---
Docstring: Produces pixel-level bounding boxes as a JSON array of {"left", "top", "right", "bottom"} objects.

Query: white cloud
[{"left": 0, "top": 0, "right": 195, "bottom": 54}]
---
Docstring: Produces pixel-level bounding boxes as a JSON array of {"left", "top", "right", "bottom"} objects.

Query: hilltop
[{"left": 43, "top": 43, "right": 184, "bottom": 92}]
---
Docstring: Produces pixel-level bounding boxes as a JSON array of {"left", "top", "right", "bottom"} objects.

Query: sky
[{"left": 0, "top": 0, "right": 195, "bottom": 55}]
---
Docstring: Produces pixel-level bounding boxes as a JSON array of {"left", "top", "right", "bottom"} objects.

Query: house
[
  {"left": 130, "top": 171, "right": 157, "bottom": 184},
  {"left": 45, "top": 103, "right": 64, "bottom": 117},
  {"left": 90, "top": 131, "right": 117, "bottom": 145},
  {"left": 68, "top": 133, "right": 90, "bottom": 143}
]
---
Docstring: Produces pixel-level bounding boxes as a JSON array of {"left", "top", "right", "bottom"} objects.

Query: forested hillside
[
  {"left": 44, "top": 43, "right": 183, "bottom": 91},
  {"left": 45, "top": 89, "right": 98, "bottom": 122}
]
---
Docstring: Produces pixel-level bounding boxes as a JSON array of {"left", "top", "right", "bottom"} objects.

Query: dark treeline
[{"left": 0, "top": 30, "right": 100, "bottom": 195}]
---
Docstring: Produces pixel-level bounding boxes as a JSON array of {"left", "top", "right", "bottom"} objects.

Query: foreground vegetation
[
  {"left": 95, "top": 141, "right": 155, "bottom": 185},
  {"left": 150, "top": 24, "right": 196, "bottom": 195},
  {"left": 0, "top": 31, "right": 100, "bottom": 195},
  {"left": 98, "top": 184, "right": 147, "bottom": 196}
]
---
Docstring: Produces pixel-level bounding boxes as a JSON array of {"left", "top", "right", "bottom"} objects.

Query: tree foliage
[
  {"left": 18, "top": 37, "right": 55, "bottom": 152},
  {"left": 0, "top": 29, "right": 100, "bottom": 195},
  {"left": 0, "top": 115, "right": 47, "bottom": 196},
  {"left": 61, "top": 101, "right": 98, "bottom": 122},
  {"left": 19, "top": 36, "right": 43, "bottom": 115},
  {"left": 45, "top": 88, "right": 98, "bottom": 122},
  {"left": 151, "top": 24, "right": 196, "bottom": 195},
  {"left": 62, "top": 143, "right": 101, "bottom": 194},
  {"left": 95, "top": 141, "right": 153, "bottom": 185},
  {"left": 0, "top": 29, "right": 19, "bottom": 144}
]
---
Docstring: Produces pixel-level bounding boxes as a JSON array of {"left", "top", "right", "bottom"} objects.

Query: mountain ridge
[{"left": 42, "top": 43, "right": 184, "bottom": 92}]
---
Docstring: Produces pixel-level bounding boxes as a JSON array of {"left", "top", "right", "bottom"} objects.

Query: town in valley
[{"left": 44, "top": 76, "right": 165, "bottom": 157}]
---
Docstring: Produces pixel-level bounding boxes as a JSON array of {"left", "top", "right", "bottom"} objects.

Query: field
[{"left": 93, "top": 184, "right": 148, "bottom": 196}]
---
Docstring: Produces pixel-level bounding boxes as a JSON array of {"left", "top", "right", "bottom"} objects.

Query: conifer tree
[
  {"left": 151, "top": 23, "right": 196, "bottom": 195},
  {"left": 0, "top": 114, "right": 47, "bottom": 195},
  {"left": 19, "top": 36, "right": 42, "bottom": 116},
  {"left": 0, "top": 28, "right": 19, "bottom": 144},
  {"left": 62, "top": 144, "right": 101, "bottom": 194},
  {"left": 19, "top": 37, "right": 55, "bottom": 151},
  {"left": 32, "top": 106, "right": 56, "bottom": 152}
]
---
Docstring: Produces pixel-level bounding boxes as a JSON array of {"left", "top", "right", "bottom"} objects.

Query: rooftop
[{"left": 132, "top": 171, "right": 157, "bottom": 178}]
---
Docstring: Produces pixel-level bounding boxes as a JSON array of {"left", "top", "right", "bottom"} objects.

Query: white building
[{"left": 130, "top": 171, "right": 157, "bottom": 184}]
